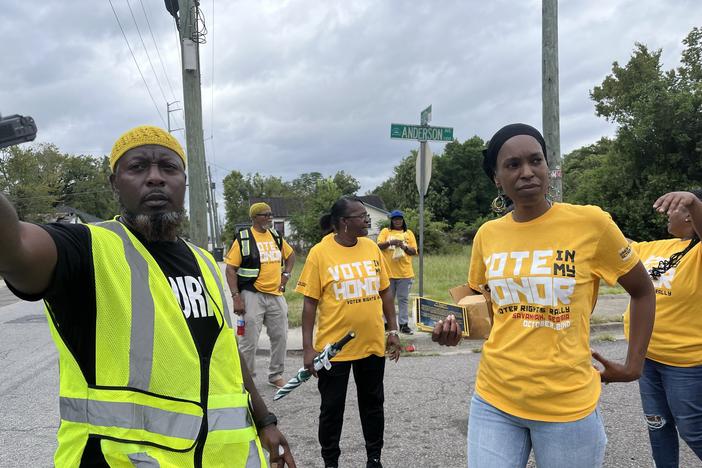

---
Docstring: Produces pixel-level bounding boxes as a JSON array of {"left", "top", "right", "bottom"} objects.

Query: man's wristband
[
  {"left": 232, "top": 291, "right": 240, "bottom": 297},
  {"left": 385, "top": 330, "right": 399, "bottom": 337},
  {"left": 281, "top": 271, "right": 291, "bottom": 278},
  {"left": 255, "top": 412, "right": 278, "bottom": 430}
]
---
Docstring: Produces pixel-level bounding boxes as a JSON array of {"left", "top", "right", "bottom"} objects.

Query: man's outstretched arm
[{"left": 0, "top": 192, "right": 57, "bottom": 295}]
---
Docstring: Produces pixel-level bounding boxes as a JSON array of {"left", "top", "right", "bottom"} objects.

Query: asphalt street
[{"left": 0, "top": 290, "right": 698, "bottom": 467}]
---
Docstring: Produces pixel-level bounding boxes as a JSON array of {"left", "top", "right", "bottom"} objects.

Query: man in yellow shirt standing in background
[
  {"left": 225, "top": 202, "right": 296, "bottom": 389},
  {"left": 377, "top": 210, "right": 417, "bottom": 334}
]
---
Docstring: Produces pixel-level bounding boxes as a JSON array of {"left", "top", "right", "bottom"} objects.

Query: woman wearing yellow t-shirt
[
  {"left": 434, "top": 123, "right": 655, "bottom": 468},
  {"left": 623, "top": 189, "right": 702, "bottom": 467},
  {"left": 377, "top": 210, "right": 417, "bottom": 334},
  {"left": 295, "top": 196, "right": 401, "bottom": 468}
]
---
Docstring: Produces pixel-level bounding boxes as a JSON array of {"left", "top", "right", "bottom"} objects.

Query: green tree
[
  {"left": 578, "top": 28, "right": 702, "bottom": 239},
  {"left": 59, "top": 155, "right": 117, "bottom": 219},
  {"left": 332, "top": 170, "right": 361, "bottom": 195},
  {"left": 432, "top": 136, "right": 497, "bottom": 225},
  {"left": 0, "top": 144, "right": 115, "bottom": 222},
  {"left": 288, "top": 177, "right": 342, "bottom": 248}
]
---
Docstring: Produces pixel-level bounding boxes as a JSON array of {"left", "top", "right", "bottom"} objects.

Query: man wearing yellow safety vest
[
  {"left": 0, "top": 126, "right": 296, "bottom": 467},
  {"left": 224, "top": 202, "right": 295, "bottom": 390}
]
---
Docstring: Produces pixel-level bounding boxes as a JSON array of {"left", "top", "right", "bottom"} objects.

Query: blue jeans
[
  {"left": 639, "top": 358, "right": 702, "bottom": 467},
  {"left": 389, "top": 278, "right": 412, "bottom": 326},
  {"left": 467, "top": 394, "right": 606, "bottom": 468}
]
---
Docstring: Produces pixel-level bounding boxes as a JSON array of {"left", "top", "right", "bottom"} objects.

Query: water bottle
[{"left": 236, "top": 318, "right": 245, "bottom": 336}]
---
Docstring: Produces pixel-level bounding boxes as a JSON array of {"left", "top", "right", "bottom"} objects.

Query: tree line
[{"left": 0, "top": 144, "right": 117, "bottom": 222}]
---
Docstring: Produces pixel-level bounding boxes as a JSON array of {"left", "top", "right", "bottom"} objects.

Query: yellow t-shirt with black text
[
  {"left": 624, "top": 239, "right": 702, "bottom": 367},
  {"left": 377, "top": 228, "right": 417, "bottom": 279},
  {"left": 295, "top": 234, "right": 391, "bottom": 361},
  {"left": 469, "top": 203, "right": 639, "bottom": 422},
  {"left": 224, "top": 229, "right": 293, "bottom": 296}
]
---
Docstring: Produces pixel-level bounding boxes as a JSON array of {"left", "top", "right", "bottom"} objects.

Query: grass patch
[
  {"left": 590, "top": 315, "right": 623, "bottom": 324},
  {"left": 409, "top": 244, "right": 472, "bottom": 302},
  {"left": 599, "top": 284, "right": 626, "bottom": 295},
  {"left": 594, "top": 334, "right": 617, "bottom": 342}
]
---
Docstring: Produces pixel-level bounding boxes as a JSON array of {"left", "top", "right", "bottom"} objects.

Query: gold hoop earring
[{"left": 491, "top": 189, "right": 508, "bottom": 214}]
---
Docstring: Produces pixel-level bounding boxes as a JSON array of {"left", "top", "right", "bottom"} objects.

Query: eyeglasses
[
  {"left": 255, "top": 212, "right": 274, "bottom": 217},
  {"left": 345, "top": 213, "right": 371, "bottom": 221}
]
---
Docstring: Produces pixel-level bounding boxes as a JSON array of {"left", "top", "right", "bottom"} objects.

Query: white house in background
[
  {"left": 357, "top": 195, "right": 389, "bottom": 240},
  {"left": 244, "top": 196, "right": 302, "bottom": 237}
]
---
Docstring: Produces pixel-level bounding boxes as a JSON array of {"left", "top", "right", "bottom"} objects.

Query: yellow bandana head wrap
[
  {"left": 109, "top": 125, "right": 186, "bottom": 172},
  {"left": 249, "top": 202, "right": 272, "bottom": 219}
]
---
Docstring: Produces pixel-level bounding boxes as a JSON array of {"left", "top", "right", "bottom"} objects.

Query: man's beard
[{"left": 121, "top": 209, "right": 184, "bottom": 242}]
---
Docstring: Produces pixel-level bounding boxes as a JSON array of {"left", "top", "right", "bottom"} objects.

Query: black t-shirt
[{"left": 6, "top": 222, "right": 220, "bottom": 385}]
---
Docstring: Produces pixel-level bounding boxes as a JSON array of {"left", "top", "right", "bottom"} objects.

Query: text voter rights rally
[{"left": 3, "top": 117, "right": 701, "bottom": 468}]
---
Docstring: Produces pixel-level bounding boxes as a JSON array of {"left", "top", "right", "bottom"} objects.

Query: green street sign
[{"left": 390, "top": 123, "right": 453, "bottom": 141}]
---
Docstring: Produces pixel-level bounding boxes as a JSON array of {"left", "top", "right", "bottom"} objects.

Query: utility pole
[
  {"left": 542, "top": 0, "right": 562, "bottom": 201},
  {"left": 177, "top": 0, "right": 208, "bottom": 247},
  {"left": 205, "top": 177, "right": 216, "bottom": 250},
  {"left": 208, "top": 165, "right": 222, "bottom": 248}
]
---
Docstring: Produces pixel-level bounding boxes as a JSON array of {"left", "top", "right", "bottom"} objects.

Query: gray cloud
[{"left": 1, "top": 0, "right": 699, "bottom": 204}]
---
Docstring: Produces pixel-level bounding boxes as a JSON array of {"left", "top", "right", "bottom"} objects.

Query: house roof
[
  {"left": 249, "top": 197, "right": 303, "bottom": 217},
  {"left": 54, "top": 205, "right": 104, "bottom": 224},
  {"left": 357, "top": 195, "right": 387, "bottom": 211}
]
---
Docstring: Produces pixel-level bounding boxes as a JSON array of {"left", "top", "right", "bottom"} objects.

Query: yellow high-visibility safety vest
[{"left": 45, "top": 220, "right": 266, "bottom": 467}]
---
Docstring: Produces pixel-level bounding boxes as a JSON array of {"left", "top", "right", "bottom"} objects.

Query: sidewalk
[{"left": 254, "top": 294, "right": 631, "bottom": 357}]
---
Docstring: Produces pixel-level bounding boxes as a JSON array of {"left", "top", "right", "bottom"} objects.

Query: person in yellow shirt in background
[
  {"left": 225, "top": 202, "right": 295, "bottom": 389},
  {"left": 296, "top": 196, "right": 401, "bottom": 468},
  {"left": 433, "top": 123, "right": 655, "bottom": 468},
  {"left": 623, "top": 189, "right": 702, "bottom": 467},
  {"left": 377, "top": 210, "right": 417, "bottom": 334}
]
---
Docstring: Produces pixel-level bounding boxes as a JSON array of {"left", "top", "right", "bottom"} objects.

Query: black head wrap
[{"left": 482, "top": 123, "right": 548, "bottom": 180}]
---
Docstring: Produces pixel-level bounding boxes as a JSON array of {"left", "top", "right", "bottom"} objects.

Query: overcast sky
[{"left": 2, "top": 0, "right": 699, "bottom": 202}]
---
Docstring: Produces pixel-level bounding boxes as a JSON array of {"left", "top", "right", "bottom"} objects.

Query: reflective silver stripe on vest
[
  {"left": 245, "top": 439, "right": 262, "bottom": 468},
  {"left": 207, "top": 406, "right": 252, "bottom": 431},
  {"left": 128, "top": 452, "right": 160, "bottom": 467},
  {"left": 60, "top": 397, "right": 202, "bottom": 441},
  {"left": 99, "top": 221, "right": 155, "bottom": 389},
  {"left": 241, "top": 238, "right": 250, "bottom": 257},
  {"left": 240, "top": 230, "right": 251, "bottom": 257},
  {"left": 237, "top": 267, "right": 259, "bottom": 278},
  {"left": 190, "top": 246, "right": 232, "bottom": 328}
]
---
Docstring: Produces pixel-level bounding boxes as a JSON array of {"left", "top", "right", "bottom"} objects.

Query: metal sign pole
[{"left": 418, "top": 140, "right": 426, "bottom": 297}]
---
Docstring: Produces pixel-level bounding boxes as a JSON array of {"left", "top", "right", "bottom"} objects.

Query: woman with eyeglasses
[
  {"left": 623, "top": 189, "right": 702, "bottom": 467},
  {"left": 433, "top": 123, "right": 655, "bottom": 468},
  {"left": 295, "top": 196, "right": 401, "bottom": 468}
]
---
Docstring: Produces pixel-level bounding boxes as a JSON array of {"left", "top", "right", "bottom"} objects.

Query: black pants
[{"left": 317, "top": 354, "right": 386, "bottom": 466}]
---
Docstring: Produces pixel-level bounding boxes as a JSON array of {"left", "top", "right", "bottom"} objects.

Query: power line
[
  {"left": 138, "top": 0, "right": 177, "bottom": 100},
  {"left": 124, "top": 0, "right": 169, "bottom": 105},
  {"left": 137, "top": 0, "right": 185, "bottom": 131},
  {"left": 107, "top": 0, "right": 167, "bottom": 127}
]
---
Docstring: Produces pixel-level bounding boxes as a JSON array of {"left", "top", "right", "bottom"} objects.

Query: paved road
[{"left": 1, "top": 299, "right": 698, "bottom": 467}]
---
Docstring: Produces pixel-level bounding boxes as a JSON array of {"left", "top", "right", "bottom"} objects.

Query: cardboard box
[{"left": 448, "top": 284, "right": 493, "bottom": 339}]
